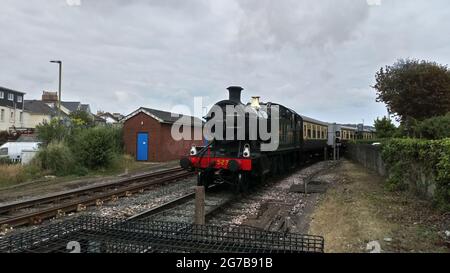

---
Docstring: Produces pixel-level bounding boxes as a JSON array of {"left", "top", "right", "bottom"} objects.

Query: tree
[
  {"left": 412, "top": 113, "right": 450, "bottom": 139},
  {"left": 69, "top": 110, "right": 93, "bottom": 127},
  {"left": 36, "top": 118, "right": 68, "bottom": 145},
  {"left": 71, "top": 127, "right": 116, "bottom": 169},
  {"left": 373, "top": 59, "right": 450, "bottom": 123},
  {"left": 374, "top": 116, "right": 397, "bottom": 138}
]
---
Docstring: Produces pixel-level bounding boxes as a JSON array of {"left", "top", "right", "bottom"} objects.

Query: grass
[
  {"left": 0, "top": 154, "right": 149, "bottom": 189},
  {"left": 0, "top": 164, "right": 30, "bottom": 187},
  {"left": 308, "top": 160, "right": 449, "bottom": 253}
]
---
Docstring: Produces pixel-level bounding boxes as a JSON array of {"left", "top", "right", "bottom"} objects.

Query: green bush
[
  {"left": 36, "top": 119, "right": 69, "bottom": 145},
  {"left": 36, "top": 141, "right": 76, "bottom": 176},
  {"left": 71, "top": 127, "right": 117, "bottom": 169},
  {"left": 413, "top": 113, "right": 450, "bottom": 139},
  {"left": 381, "top": 138, "right": 450, "bottom": 210},
  {"left": 374, "top": 116, "right": 397, "bottom": 138}
]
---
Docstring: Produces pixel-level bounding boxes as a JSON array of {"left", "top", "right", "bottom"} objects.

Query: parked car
[{"left": 0, "top": 142, "right": 41, "bottom": 162}]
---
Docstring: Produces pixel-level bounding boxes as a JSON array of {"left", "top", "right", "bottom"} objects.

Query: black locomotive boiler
[{"left": 180, "top": 86, "right": 329, "bottom": 192}]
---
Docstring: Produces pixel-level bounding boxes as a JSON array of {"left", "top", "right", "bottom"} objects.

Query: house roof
[
  {"left": 80, "top": 104, "right": 90, "bottom": 113},
  {"left": 61, "top": 101, "right": 81, "bottom": 112},
  {"left": 98, "top": 112, "right": 119, "bottom": 121},
  {"left": 123, "top": 107, "right": 203, "bottom": 126},
  {"left": 0, "top": 86, "right": 26, "bottom": 94},
  {"left": 24, "top": 100, "right": 58, "bottom": 115}
]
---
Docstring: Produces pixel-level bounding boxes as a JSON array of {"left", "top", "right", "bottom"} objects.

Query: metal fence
[{"left": 0, "top": 215, "right": 324, "bottom": 253}]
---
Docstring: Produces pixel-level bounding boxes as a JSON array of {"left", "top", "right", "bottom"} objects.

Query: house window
[
  {"left": 8, "top": 93, "right": 14, "bottom": 101},
  {"left": 19, "top": 112, "right": 23, "bottom": 122},
  {"left": 10, "top": 111, "right": 14, "bottom": 119},
  {"left": 17, "top": 96, "right": 23, "bottom": 103},
  {"left": 1, "top": 109, "right": 4, "bottom": 121},
  {"left": 0, "top": 91, "right": 4, "bottom": 99}
]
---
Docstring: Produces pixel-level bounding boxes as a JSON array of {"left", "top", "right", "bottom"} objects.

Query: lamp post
[{"left": 50, "top": 60, "right": 62, "bottom": 120}]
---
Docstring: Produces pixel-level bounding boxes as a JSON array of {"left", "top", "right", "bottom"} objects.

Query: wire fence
[{"left": 0, "top": 215, "right": 324, "bottom": 253}]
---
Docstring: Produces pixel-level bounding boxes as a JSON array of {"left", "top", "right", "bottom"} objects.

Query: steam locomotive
[{"left": 180, "top": 86, "right": 333, "bottom": 192}]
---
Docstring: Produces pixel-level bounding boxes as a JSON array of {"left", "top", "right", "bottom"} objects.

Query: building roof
[
  {"left": 0, "top": 86, "right": 26, "bottom": 94},
  {"left": 123, "top": 107, "right": 203, "bottom": 126},
  {"left": 80, "top": 104, "right": 90, "bottom": 112},
  {"left": 61, "top": 101, "right": 81, "bottom": 112},
  {"left": 24, "top": 100, "right": 58, "bottom": 115},
  {"left": 98, "top": 112, "right": 119, "bottom": 121}
]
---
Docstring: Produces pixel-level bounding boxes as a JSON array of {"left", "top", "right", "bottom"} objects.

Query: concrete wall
[
  {"left": 346, "top": 144, "right": 386, "bottom": 176},
  {"left": 22, "top": 113, "right": 51, "bottom": 129},
  {"left": 346, "top": 143, "right": 436, "bottom": 199},
  {"left": 0, "top": 106, "right": 26, "bottom": 131}
]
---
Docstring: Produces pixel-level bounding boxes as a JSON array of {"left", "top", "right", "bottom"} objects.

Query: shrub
[
  {"left": 36, "top": 141, "right": 76, "bottom": 176},
  {"left": 108, "top": 125, "right": 124, "bottom": 154},
  {"left": 374, "top": 116, "right": 397, "bottom": 138},
  {"left": 381, "top": 138, "right": 450, "bottom": 210},
  {"left": 36, "top": 119, "right": 69, "bottom": 145},
  {"left": 413, "top": 113, "right": 450, "bottom": 139},
  {"left": 71, "top": 127, "right": 116, "bottom": 169}
]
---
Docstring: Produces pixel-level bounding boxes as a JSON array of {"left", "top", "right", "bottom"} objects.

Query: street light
[{"left": 50, "top": 60, "right": 62, "bottom": 120}]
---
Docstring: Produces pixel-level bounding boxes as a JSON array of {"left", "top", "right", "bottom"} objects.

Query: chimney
[
  {"left": 251, "top": 96, "right": 261, "bottom": 109},
  {"left": 42, "top": 91, "right": 58, "bottom": 102},
  {"left": 227, "top": 86, "right": 243, "bottom": 103}
]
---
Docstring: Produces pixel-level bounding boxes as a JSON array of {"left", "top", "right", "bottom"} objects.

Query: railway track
[
  {"left": 128, "top": 159, "right": 326, "bottom": 225},
  {"left": 127, "top": 183, "right": 237, "bottom": 223},
  {"left": 0, "top": 167, "right": 193, "bottom": 229}
]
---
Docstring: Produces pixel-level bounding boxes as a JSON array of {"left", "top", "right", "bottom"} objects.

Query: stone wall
[
  {"left": 346, "top": 143, "right": 436, "bottom": 199},
  {"left": 346, "top": 144, "right": 386, "bottom": 176}
]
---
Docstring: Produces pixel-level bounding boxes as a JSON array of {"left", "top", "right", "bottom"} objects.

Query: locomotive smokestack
[{"left": 227, "top": 86, "right": 243, "bottom": 103}]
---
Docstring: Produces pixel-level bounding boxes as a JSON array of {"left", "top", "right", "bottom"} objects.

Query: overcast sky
[{"left": 1, "top": 0, "right": 450, "bottom": 125}]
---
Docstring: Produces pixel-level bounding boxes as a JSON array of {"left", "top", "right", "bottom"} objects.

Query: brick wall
[
  {"left": 159, "top": 124, "right": 203, "bottom": 161},
  {"left": 123, "top": 112, "right": 204, "bottom": 162},
  {"left": 123, "top": 112, "right": 162, "bottom": 162}
]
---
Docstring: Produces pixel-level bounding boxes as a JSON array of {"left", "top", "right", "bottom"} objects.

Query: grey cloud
[{"left": 1, "top": 0, "right": 450, "bottom": 125}]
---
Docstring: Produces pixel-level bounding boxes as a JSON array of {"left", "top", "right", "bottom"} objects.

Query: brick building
[{"left": 122, "top": 107, "right": 203, "bottom": 162}]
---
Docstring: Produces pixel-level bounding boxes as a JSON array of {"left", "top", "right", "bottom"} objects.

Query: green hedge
[
  {"left": 36, "top": 141, "right": 77, "bottom": 176},
  {"left": 70, "top": 126, "right": 120, "bottom": 169},
  {"left": 381, "top": 138, "right": 450, "bottom": 210}
]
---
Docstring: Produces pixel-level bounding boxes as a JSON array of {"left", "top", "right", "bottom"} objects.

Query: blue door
[{"left": 137, "top": 132, "right": 148, "bottom": 161}]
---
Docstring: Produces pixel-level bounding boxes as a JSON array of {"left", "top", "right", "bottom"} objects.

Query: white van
[{"left": 0, "top": 142, "right": 41, "bottom": 162}]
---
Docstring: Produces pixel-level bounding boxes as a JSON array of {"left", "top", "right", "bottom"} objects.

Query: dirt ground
[
  {"left": 234, "top": 159, "right": 449, "bottom": 253},
  {"left": 308, "top": 160, "right": 450, "bottom": 253},
  {"left": 0, "top": 160, "right": 179, "bottom": 203}
]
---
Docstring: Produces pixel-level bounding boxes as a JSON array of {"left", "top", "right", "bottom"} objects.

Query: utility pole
[{"left": 50, "top": 60, "right": 62, "bottom": 120}]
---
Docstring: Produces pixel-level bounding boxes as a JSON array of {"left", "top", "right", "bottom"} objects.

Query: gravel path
[{"left": 207, "top": 161, "right": 339, "bottom": 233}]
